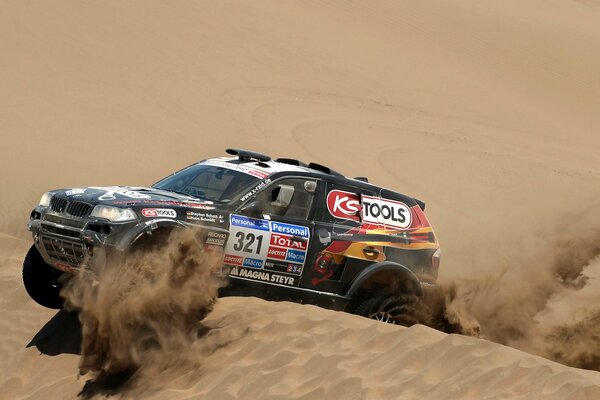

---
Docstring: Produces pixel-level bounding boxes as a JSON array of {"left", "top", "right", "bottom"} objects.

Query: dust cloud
[
  {"left": 61, "top": 206, "right": 600, "bottom": 381},
  {"left": 431, "top": 204, "right": 600, "bottom": 370},
  {"left": 61, "top": 228, "right": 226, "bottom": 381}
]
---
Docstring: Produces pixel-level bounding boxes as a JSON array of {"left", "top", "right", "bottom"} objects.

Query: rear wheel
[
  {"left": 355, "top": 293, "right": 431, "bottom": 326},
  {"left": 22, "top": 245, "right": 65, "bottom": 309}
]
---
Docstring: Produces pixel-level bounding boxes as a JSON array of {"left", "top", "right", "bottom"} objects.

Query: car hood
[{"left": 51, "top": 186, "right": 216, "bottom": 208}]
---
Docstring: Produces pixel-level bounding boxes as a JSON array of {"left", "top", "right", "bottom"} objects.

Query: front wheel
[
  {"left": 354, "top": 293, "right": 431, "bottom": 326},
  {"left": 22, "top": 245, "right": 65, "bottom": 309}
]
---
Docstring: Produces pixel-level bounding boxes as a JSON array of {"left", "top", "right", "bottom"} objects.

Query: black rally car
[{"left": 24, "top": 149, "right": 440, "bottom": 324}]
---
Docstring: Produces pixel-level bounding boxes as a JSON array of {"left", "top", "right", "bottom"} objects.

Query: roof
[{"left": 202, "top": 149, "right": 422, "bottom": 207}]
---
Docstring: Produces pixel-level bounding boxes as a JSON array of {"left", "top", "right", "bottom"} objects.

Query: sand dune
[{"left": 1, "top": 0, "right": 600, "bottom": 398}]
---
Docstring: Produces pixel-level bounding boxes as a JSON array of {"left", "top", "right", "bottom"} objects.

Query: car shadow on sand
[
  {"left": 27, "top": 310, "right": 228, "bottom": 398},
  {"left": 26, "top": 310, "right": 132, "bottom": 398},
  {"left": 27, "top": 309, "right": 82, "bottom": 355}
]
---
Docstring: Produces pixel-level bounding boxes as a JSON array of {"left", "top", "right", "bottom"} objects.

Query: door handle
[
  {"left": 362, "top": 246, "right": 380, "bottom": 257},
  {"left": 290, "top": 236, "right": 307, "bottom": 243}
]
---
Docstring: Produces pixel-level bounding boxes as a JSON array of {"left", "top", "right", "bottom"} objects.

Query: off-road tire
[
  {"left": 22, "top": 245, "right": 64, "bottom": 309},
  {"left": 355, "top": 293, "right": 431, "bottom": 326}
]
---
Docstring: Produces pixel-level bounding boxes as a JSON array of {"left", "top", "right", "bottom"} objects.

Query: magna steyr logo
[
  {"left": 327, "top": 190, "right": 411, "bottom": 229},
  {"left": 141, "top": 208, "right": 177, "bottom": 218}
]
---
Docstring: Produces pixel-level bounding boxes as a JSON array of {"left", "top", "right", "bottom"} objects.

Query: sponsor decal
[
  {"left": 230, "top": 214, "right": 270, "bottom": 231},
  {"left": 141, "top": 208, "right": 177, "bottom": 218},
  {"left": 225, "top": 214, "right": 310, "bottom": 279},
  {"left": 264, "top": 258, "right": 305, "bottom": 275},
  {"left": 228, "top": 266, "right": 297, "bottom": 286},
  {"left": 326, "top": 190, "right": 412, "bottom": 229},
  {"left": 65, "top": 188, "right": 86, "bottom": 196},
  {"left": 223, "top": 254, "right": 243, "bottom": 266},
  {"left": 362, "top": 195, "right": 411, "bottom": 229},
  {"left": 206, "top": 231, "right": 227, "bottom": 246},
  {"left": 206, "top": 237, "right": 225, "bottom": 246},
  {"left": 204, "top": 160, "right": 270, "bottom": 179},
  {"left": 270, "top": 222, "right": 309, "bottom": 238},
  {"left": 240, "top": 178, "right": 272, "bottom": 202},
  {"left": 186, "top": 203, "right": 216, "bottom": 209},
  {"left": 111, "top": 199, "right": 215, "bottom": 209},
  {"left": 269, "top": 272, "right": 296, "bottom": 286},
  {"left": 326, "top": 190, "right": 361, "bottom": 222},
  {"left": 286, "top": 263, "right": 302, "bottom": 274},
  {"left": 91, "top": 187, "right": 152, "bottom": 200},
  {"left": 286, "top": 249, "right": 306, "bottom": 263},
  {"left": 186, "top": 210, "right": 222, "bottom": 223},
  {"left": 243, "top": 257, "right": 263, "bottom": 269},
  {"left": 270, "top": 233, "right": 307, "bottom": 250},
  {"left": 204, "top": 244, "right": 223, "bottom": 252},
  {"left": 267, "top": 246, "right": 287, "bottom": 260},
  {"left": 208, "top": 231, "right": 227, "bottom": 240},
  {"left": 264, "top": 260, "right": 304, "bottom": 276},
  {"left": 54, "top": 262, "right": 76, "bottom": 273}
]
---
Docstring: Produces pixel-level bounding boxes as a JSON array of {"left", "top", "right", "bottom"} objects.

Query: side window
[{"left": 252, "top": 178, "right": 317, "bottom": 220}]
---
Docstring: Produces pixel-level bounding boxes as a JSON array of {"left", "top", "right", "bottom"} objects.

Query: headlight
[
  {"left": 91, "top": 205, "right": 136, "bottom": 222},
  {"left": 39, "top": 192, "right": 53, "bottom": 207}
]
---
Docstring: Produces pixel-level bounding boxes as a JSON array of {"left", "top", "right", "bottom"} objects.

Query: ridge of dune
[
  {"left": 162, "top": 298, "right": 600, "bottom": 400},
  {"left": 3, "top": 294, "right": 600, "bottom": 400}
]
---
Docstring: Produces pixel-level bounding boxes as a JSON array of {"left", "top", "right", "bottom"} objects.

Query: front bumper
[{"left": 28, "top": 208, "right": 134, "bottom": 273}]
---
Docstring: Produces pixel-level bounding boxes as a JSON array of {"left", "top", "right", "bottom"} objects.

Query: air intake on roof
[
  {"left": 226, "top": 148, "right": 271, "bottom": 162},
  {"left": 307, "top": 162, "right": 344, "bottom": 177},
  {"left": 275, "top": 158, "right": 307, "bottom": 167}
]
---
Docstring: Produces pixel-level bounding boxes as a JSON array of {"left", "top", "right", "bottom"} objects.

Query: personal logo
[{"left": 141, "top": 208, "right": 177, "bottom": 218}]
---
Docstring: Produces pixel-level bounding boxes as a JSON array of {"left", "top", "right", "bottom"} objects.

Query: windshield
[{"left": 153, "top": 164, "right": 260, "bottom": 202}]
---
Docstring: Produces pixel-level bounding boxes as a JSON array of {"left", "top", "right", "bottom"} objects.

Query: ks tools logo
[
  {"left": 141, "top": 208, "right": 177, "bottom": 218},
  {"left": 326, "top": 190, "right": 361, "bottom": 221}
]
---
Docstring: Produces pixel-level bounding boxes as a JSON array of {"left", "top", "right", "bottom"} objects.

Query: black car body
[{"left": 25, "top": 149, "right": 440, "bottom": 320}]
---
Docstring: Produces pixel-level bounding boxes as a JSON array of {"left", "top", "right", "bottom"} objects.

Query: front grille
[
  {"left": 41, "top": 236, "right": 87, "bottom": 266},
  {"left": 65, "top": 201, "right": 93, "bottom": 217},
  {"left": 41, "top": 224, "right": 81, "bottom": 238},
  {"left": 44, "top": 214, "right": 86, "bottom": 229},
  {"left": 50, "top": 196, "right": 67, "bottom": 212},
  {"left": 49, "top": 196, "right": 93, "bottom": 218}
]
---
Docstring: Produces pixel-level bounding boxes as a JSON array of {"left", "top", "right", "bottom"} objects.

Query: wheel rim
[{"left": 370, "top": 311, "right": 395, "bottom": 324}]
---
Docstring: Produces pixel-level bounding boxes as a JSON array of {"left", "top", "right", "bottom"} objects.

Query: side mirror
[
  {"left": 240, "top": 201, "right": 263, "bottom": 218},
  {"left": 304, "top": 181, "right": 317, "bottom": 194},
  {"left": 318, "top": 228, "right": 331, "bottom": 245},
  {"left": 271, "top": 184, "right": 295, "bottom": 214}
]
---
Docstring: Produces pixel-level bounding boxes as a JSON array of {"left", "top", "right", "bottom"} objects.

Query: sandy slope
[{"left": 1, "top": 0, "right": 600, "bottom": 399}]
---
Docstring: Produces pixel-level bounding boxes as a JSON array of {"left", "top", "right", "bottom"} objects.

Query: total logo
[
  {"left": 141, "top": 208, "right": 177, "bottom": 218},
  {"left": 326, "top": 190, "right": 412, "bottom": 229},
  {"left": 270, "top": 233, "right": 307, "bottom": 250}
]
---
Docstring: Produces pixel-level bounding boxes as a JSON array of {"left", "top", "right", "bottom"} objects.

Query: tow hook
[
  {"left": 83, "top": 236, "right": 94, "bottom": 256},
  {"left": 146, "top": 219, "right": 158, "bottom": 234}
]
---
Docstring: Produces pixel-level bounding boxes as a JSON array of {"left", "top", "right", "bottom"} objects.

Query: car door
[
  {"left": 300, "top": 181, "right": 379, "bottom": 294},
  {"left": 224, "top": 177, "right": 318, "bottom": 288}
]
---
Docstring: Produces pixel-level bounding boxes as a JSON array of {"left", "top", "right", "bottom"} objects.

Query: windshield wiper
[{"left": 169, "top": 190, "right": 200, "bottom": 199}]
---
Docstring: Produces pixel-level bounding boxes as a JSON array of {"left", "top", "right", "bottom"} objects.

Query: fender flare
[
  {"left": 345, "top": 262, "right": 423, "bottom": 299},
  {"left": 115, "top": 218, "right": 187, "bottom": 251}
]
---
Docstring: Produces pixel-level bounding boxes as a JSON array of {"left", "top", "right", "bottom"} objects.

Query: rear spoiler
[{"left": 415, "top": 198, "right": 426, "bottom": 211}]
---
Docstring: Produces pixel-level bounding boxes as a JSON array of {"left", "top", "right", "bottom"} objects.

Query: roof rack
[
  {"left": 275, "top": 158, "right": 307, "bottom": 167},
  {"left": 354, "top": 177, "right": 369, "bottom": 183},
  {"left": 226, "top": 148, "right": 271, "bottom": 162},
  {"left": 307, "top": 162, "right": 344, "bottom": 177}
]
